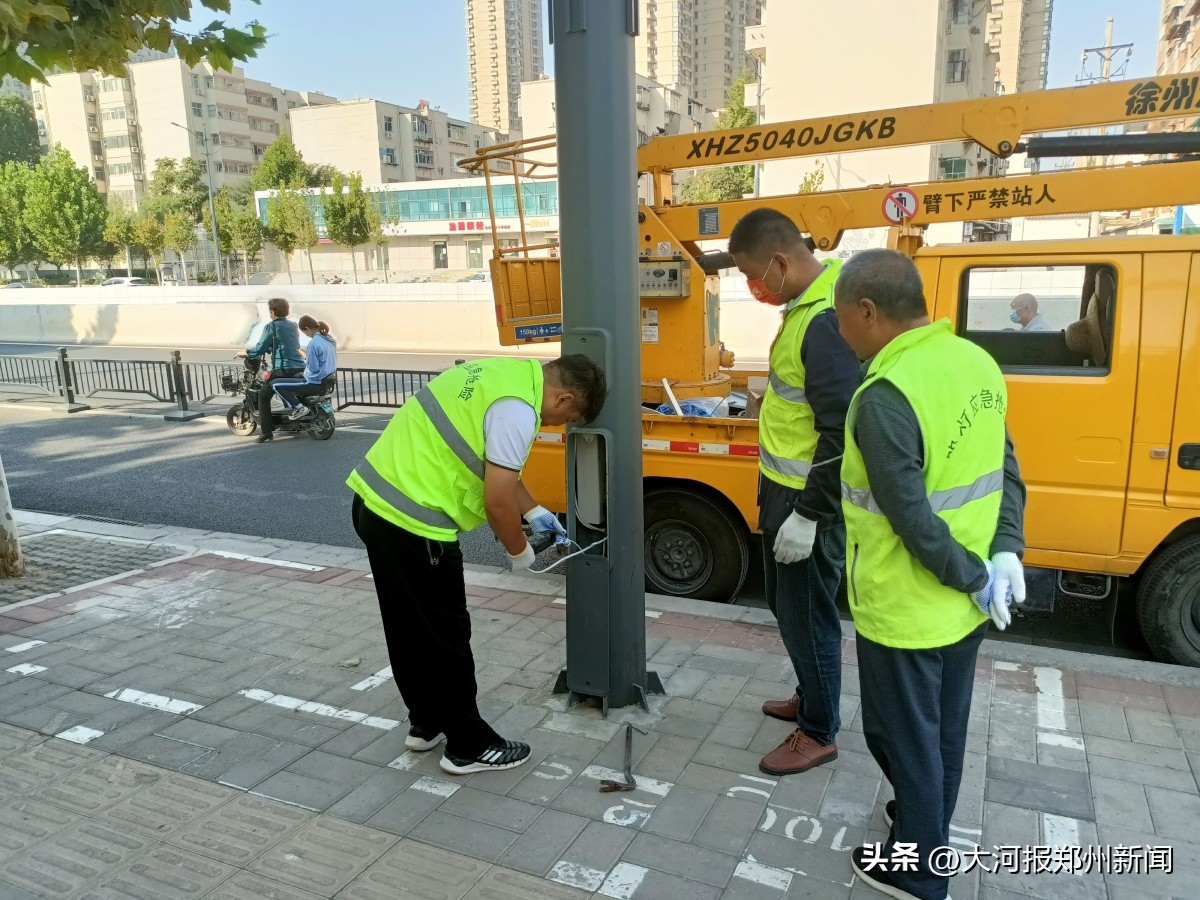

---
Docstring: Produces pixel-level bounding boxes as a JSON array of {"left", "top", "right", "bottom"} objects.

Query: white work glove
[
  {"left": 971, "top": 560, "right": 1013, "bottom": 631},
  {"left": 990, "top": 551, "right": 1026, "bottom": 609},
  {"left": 524, "top": 505, "right": 569, "bottom": 547},
  {"left": 508, "top": 543, "right": 536, "bottom": 571},
  {"left": 773, "top": 511, "right": 818, "bottom": 565}
]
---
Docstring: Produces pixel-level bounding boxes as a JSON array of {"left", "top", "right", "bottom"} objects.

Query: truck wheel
[
  {"left": 1136, "top": 535, "right": 1200, "bottom": 666},
  {"left": 644, "top": 488, "right": 749, "bottom": 602}
]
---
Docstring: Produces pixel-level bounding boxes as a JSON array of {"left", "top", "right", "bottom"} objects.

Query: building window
[
  {"left": 194, "top": 129, "right": 205, "bottom": 144},
  {"left": 90, "top": 140, "right": 102, "bottom": 156},
  {"left": 210, "top": 133, "right": 221, "bottom": 145},
  {"left": 415, "top": 150, "right": 434, "bottom": 167},
  {"left": 382, "top": 148, "right": 397, "bottom": 165},
  {"left": 192, "top": 102, "right": 202, "bottom": 117},
  {"left": 938, "top": 157, "right": 967, "bottom": 179},
  {"left": 946, "top": 49, "right": 968, "bottom": 83},
  {"left": 203, "top": 76, "right": 213, "bottom": 88},
  {"left": 383, "top": 115, "right": 393, "bottom": 135},
  {"left": 103, "top": 135, "right": 129, "bottom": 149},
  {"left": 100, "top": 108, "right": 125, "bottom": 122},
  {"left": 111, "top": 162, "right": 134, "bottom": 175},
  {"left": 207, "top": 104, "right": 217, "bottom": 117},
  {"left": 94, "top": 167, "right": 105, "bottom": 181},
  {"left": 949, "top": 0, "right": 969, "bottom": 25}
]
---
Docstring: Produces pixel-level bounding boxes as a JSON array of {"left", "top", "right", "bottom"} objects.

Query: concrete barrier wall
[{"left": 0, "top": 280, "right": 778, "bottom": 362}]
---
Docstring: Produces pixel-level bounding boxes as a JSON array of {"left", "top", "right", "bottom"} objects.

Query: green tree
[
  {"left": 103, "top": 198, "right": 137, "bottom": 276},
  {"left": 202, "top": 185, "right": 237, "bottom": 279},
  {"left": 230, "top": 207, "right": 264, "bottom": 283},
  {"left": 23, "top": 145, "right": 107, "bottom": 285},
  {"left": 676, "top": 69, "right": 758, "bottom": 203},
  {"left": 306, "top": 163, "right": 343, "bottom": 187},
  {"left": 142, "top": 157, "right": 207, "bottom": 224},
  {"left": 367, "top": 205, "right": 393, "bottom": 284},
  {"left": 798, "top": 163, "right": 825, "bottom": 194},
  {"left": 163, "top": 211, "right": 197, "bottom": 284},
  {"left": 0, "top": 162, "right": 36, "bottom": 277},
  {"left": 133, "top": 212, "right": 165, "bottom": 280},
  {"left": 0, "top": 95, "right": 40, "bottom": 166},
  {"left": 1, "top": 1, "right": 267, "bottom": 84},
  {"left": 292, "top": 193, "right": 319, "bottom": 284},
  {"left": 265, "top": 188, "right": 311, "bottom": 284},
  {"left": 320, "top": 173, "right": 372, "bottom": 283},
  {"left": 251, "top": 133, "right": 307, "bottom": 190}
]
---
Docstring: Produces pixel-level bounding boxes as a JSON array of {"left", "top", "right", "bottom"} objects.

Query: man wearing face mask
[
  {"left": 1009, "top": 293, "right": 1052, "bottom": 332},
  {"left": 729, "top": 209, "right": 863, "bottom": 776}
]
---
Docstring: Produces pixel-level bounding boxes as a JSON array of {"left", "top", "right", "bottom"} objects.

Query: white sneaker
[
  {"left": 439, "top": 739, "right": 531, "bottom": 775},
  {"left": 287, "top": 405, "right": 308, "bottom": 421},
  {"left": 405, "top": 725, "right": 445, "bottom": 752}
]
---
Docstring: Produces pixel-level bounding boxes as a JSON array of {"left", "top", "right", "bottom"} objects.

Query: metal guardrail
[{"left": 0, "top": 348, "right": 443, "bottom": 418}]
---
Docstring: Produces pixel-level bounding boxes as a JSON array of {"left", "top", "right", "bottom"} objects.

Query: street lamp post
[{"left": 169, "top": 121, "right": 223, "bottom": 284}]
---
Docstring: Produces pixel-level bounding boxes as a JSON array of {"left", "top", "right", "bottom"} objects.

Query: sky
[{"left": 222, "top": 0, "right": 1163, "bottom": 120}]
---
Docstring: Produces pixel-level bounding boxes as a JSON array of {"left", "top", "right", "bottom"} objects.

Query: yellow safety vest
[
  {"left": 759, "top": 259, "right": 842, "bottom": 490},
  {"left": 841, "top": 320, "right": 1007, "bottom": 649},
  {"left": 346, "top": 358, "right": 543, "bottom": 541}
]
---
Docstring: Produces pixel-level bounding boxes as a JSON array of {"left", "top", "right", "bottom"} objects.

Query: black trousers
[
  {"left": 857, "top": 623, "right": 987, "bottom": 900},
  {"left": 351, "top": 494, "right": 500, "bottom": 758},
  {"left": 258, "top": 367, "right": 303, "bottom": 435}
]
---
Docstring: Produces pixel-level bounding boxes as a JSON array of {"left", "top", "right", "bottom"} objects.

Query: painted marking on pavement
[
  {"left": 55, "top": 726, "right": 104, "bottom": 744},
  {"left": 602, "top": 798, "right": 656, "bottom": 829},
  {"left": 1043, "top": 813, "right": 1081, "bottom": 848},
  {"left": 411, "top": 776, "right": 459, "bottom": 798},
  {"left": 5, "top": 640, "right": 46, "bottom": 654},
  {"left": 548, "top": 861, "right": 608, "bottom": 893},
  {"left": 105, "top": 689, "right": 204, "bottom": 715},
  {"left": 734, "top": 858, "right": 793, "bottom": 891},
  {"left": 6, "top": 664, "right": 47, "bottom": 677},
  {"left": 1033, "top": 666, "right": 1067, "bottom": 732},
  {"left": 350, "top": 666, "right": 393, "bottom": 692},
  {"left": 993, "top": 660, "right": 1021, "bottom": 671},
  {"left": 550, "top": 597, "right": 661, "bottom": 618},
  {"left": 598, "top": 862, "right": 649, "bottom": 899},
  {"left": 238, "top": 688, "right": 400, "bottom": 730},
  {"left": 386, "top": 752, "right": 423, "bottom": 771},
  {"left": 1037, "top": 731, "right": 1085, "bottom": 751},
  {"left": 580, "top": 765, "right": 673, "bottom": 797},
  {"left": 247, "top": 790, "right": 321, "bottom": 812},
  {"left": 208, "top": 550, "right": 323, "bottom": 572}
]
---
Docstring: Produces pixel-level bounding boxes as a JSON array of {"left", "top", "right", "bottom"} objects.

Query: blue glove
[
  {"left": 971, "top": 560, "right": 1013, "bottom": 630},
  {"left": 524, "top": 505, "right": 569, "bottom": 547}
]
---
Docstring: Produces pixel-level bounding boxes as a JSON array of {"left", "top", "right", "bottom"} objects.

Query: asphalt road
[{"left": 0, "top": 375, "right": 1156, "bottom": 663}]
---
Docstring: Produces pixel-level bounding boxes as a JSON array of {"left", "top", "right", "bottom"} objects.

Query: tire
[
  {"left": 226, "top": 404, "right": 256, "bottom": 437},
  {"left": 309, "top": 410, "right": 336, "bottom": 441},
  {"left": 643, "top": 488, "right": 750, "bottom": 602},
  {"left": 1136, "top": 535, "right": 1200, "bottom": 666}
]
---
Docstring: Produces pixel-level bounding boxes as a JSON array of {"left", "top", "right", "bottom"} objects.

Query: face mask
[
  {"left": 747, "top": 257, "right": 785, "bottom": 305},
  {"left": 1008, "top": 310, "right": 1021, "bottom": 323}
]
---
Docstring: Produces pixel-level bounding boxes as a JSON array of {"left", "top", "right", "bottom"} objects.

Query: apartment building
[
  {"left": 289, "top": 99, "right": 505, "bottom": 184},
  {"left": 753, "top": 0, "right": 1002, "bottom": 201},
  {"left": 636, "top": 0, "right": 763, "bottom": 114},
  {"left": 466, "top": 0, "right": 545, "bottom": 134},
  {"left": 987, "top": 0, "right": 1054, "bottom": 95},
  {"left": 31, "top": 56, "right": 336, "bottom": 207},
  {"left": 1159, "top": 1, "right": 1200, "bottom": 107}
]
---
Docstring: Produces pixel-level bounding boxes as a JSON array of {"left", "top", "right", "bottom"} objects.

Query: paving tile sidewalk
[{"left": 0, "top": 511, "right": 1198, "bottom": 899}]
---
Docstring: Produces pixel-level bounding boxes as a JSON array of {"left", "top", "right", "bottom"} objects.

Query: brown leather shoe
[
  {"left": 761, "top": 691, "right": 801, "bottom": 722},
  {"left": 759, "top": 729, "right": 838, "bottom": 776}
]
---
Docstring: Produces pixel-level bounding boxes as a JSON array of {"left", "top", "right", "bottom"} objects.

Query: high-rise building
[
  {"left": 636, "top": 0, "right": 763, "bottom": 113},
  {"left": 466, "top": 0, "right": 545, "bottom": 134},
  {"left": 31, "top": 56, "right": 336, "bottom": 208},
  {"left": 987, "top": 0, "right": 1053, "bottom": 95},
  {"left": 1159, "top": 1, "right": 1200, "bottom": 89},
  {"left": 290, "top": 98, "right": 505, "bottom": 184},
  {"left": 754, "top": 0, "right": 1004, "bottom": 200}
]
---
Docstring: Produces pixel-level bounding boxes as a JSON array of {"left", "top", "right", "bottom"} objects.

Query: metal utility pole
[
  {"left": 1076, "top": 19, "right": 1133, "bottom": 233},
  {"left": 551, "top": 0, "right": 660, "bottom": 712},
  {"left": 170, "top": 121, "right": 223, "bottom": 285}
]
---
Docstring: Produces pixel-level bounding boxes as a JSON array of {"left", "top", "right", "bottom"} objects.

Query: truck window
[{"left": 956, "top": 264, "right": 1116, "bottom": 374}]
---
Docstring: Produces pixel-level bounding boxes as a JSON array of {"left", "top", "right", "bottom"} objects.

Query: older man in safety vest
[
  {"left": 729, "top": 208, "right": 863, "bottom": 776},
  {"left": 347, "top": 355, "right": 606, "bottom": 776},
  {"left": 834, "top": 248, "right": 1026, "bottom": 900}
]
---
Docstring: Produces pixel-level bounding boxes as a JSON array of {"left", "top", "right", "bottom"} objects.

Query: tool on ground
[{"left": 599, "top": 723, "right": 646, "bottom": 792}]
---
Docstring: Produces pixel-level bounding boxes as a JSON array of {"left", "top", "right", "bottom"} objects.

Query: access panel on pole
[{"left": 550, "top": 0, "right": 661, "bottom": 711}]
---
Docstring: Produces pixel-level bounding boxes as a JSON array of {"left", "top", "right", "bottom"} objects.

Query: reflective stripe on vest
[
  {"left": 354, "top": 456, "right": 459, "bottom": 531},
  {"left": 768, "top": 372, "right": 808, "bottom": 405},
  {"left": 842, "top": 468, "right": 1003, "bottom": 518},
  {"left": 415, "top": 387, "right": 484, "bottom": 479},
  {"left": 759, "top": 446, "right": 813, "bottom": 480}
]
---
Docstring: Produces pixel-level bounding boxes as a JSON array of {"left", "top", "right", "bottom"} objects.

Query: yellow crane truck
[{"left": 460, "top": 72, "right": 1200, "bottom": 666}]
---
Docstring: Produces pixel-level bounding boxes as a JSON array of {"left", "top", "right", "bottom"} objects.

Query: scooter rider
[
  {"left": 235, "top": 297, "right": 304, "bottom": 444},
  {"left": 274, "top": 316, "right": 338, "bottom": 420}
]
